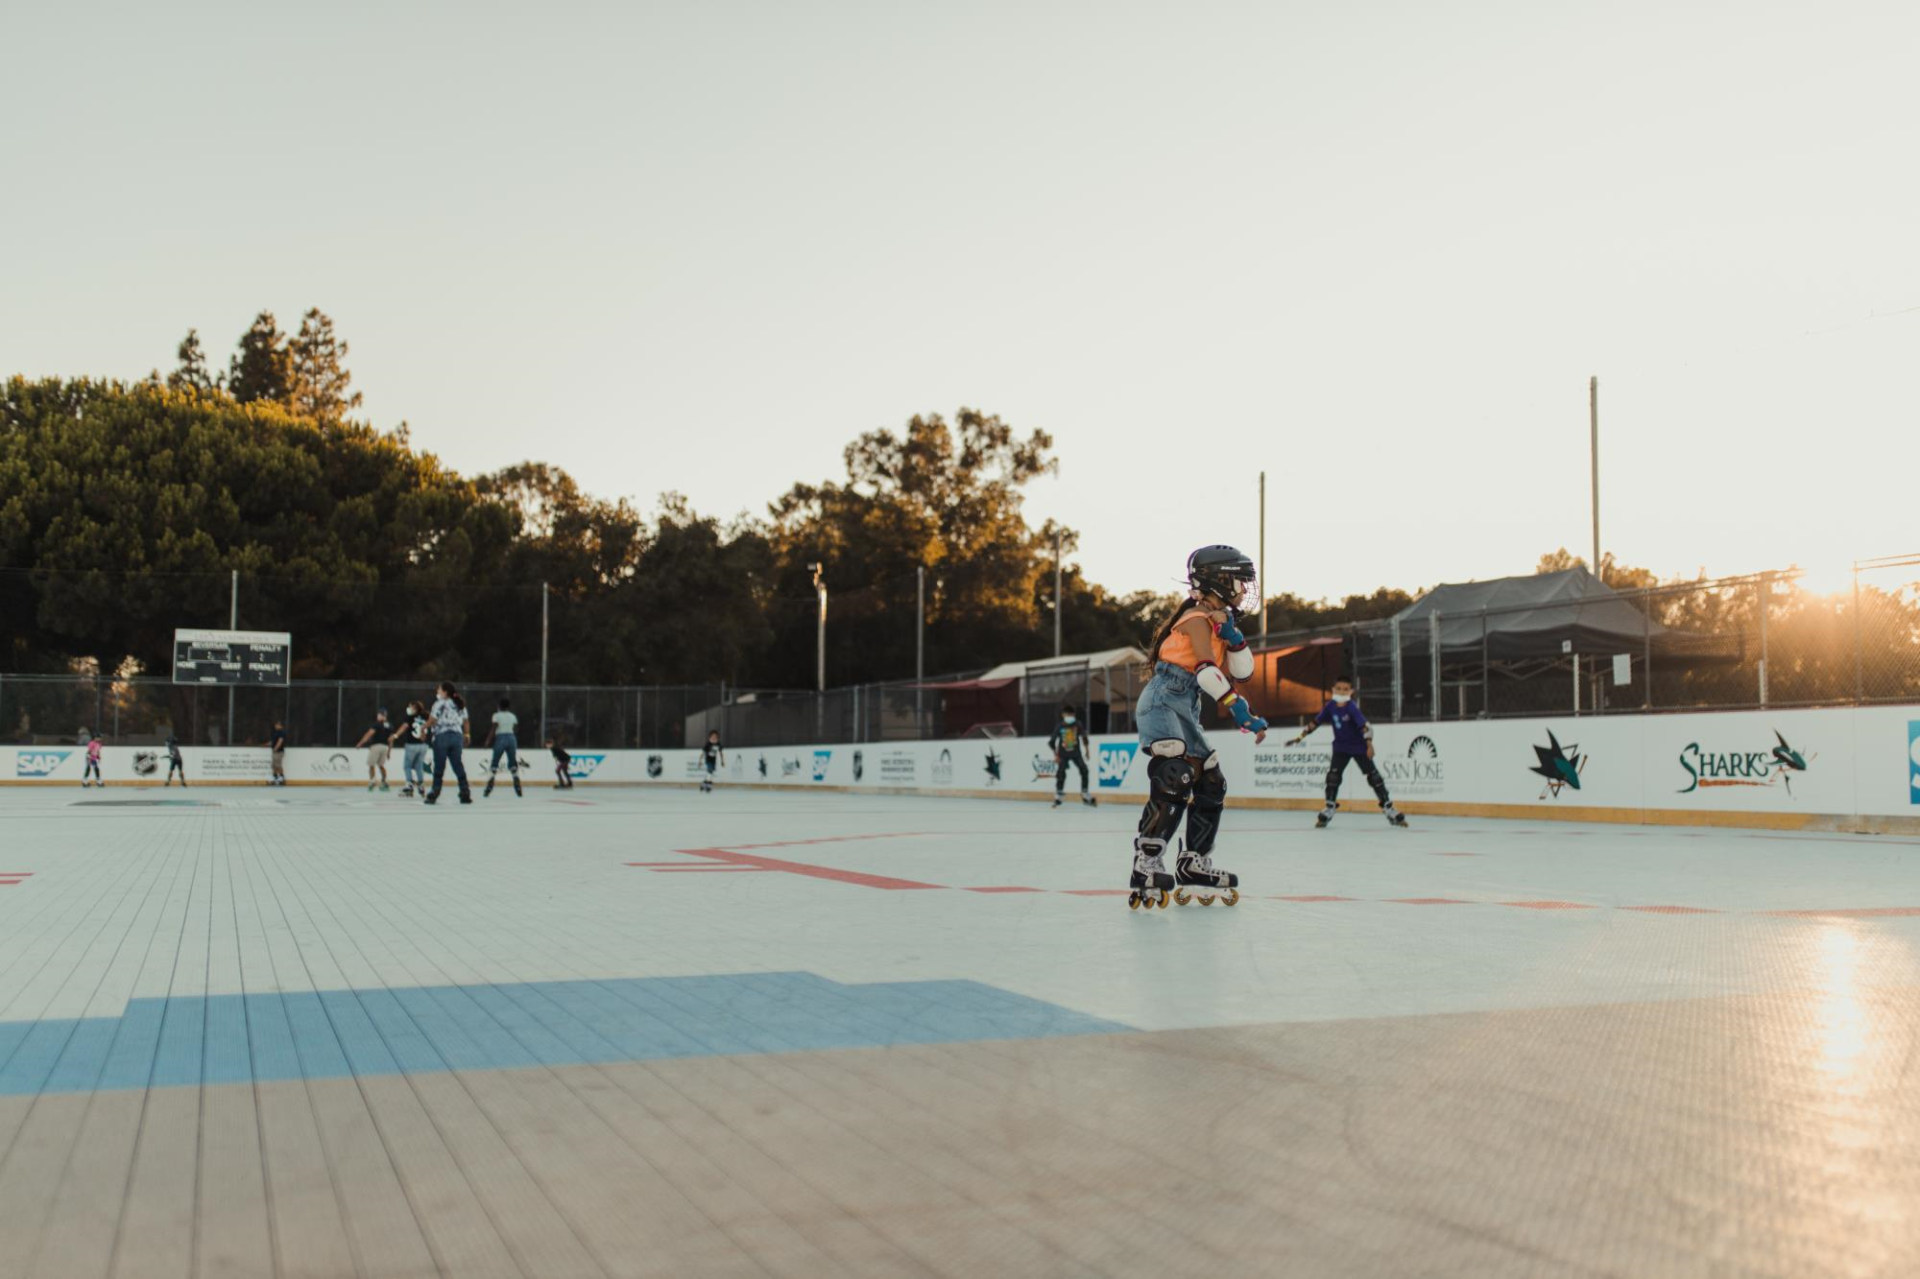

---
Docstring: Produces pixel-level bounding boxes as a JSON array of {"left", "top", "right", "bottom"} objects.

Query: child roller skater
[
  {"left": 1286, "top": 677, "right": 1407, "bottom": 828},
  {"left": 82, "top": 732, "right": 104, "bottom": 787},
  {"left": 482, "top": 697, "right": 522, "bottom": 798},
  {"left": 700, "top": 731, "right": 724, "bottom": 793},
  {"left": 1048, "top": 703, "right": 1095, "bottom": 808},
  {"left": 548, "top": 740, "right": 574, "bottom": 789},
  {"left": 1127, "top": 545, "right": 1268, "bottom": 909}
]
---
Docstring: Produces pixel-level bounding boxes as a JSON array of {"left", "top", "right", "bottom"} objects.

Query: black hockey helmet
[{"left": 1186, "top": 545, "right": 1257, "bottom": 609}]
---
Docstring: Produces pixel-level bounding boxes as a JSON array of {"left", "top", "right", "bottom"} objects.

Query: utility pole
[
  {"left": 1053, "top": 532, "right": 1063, "bottom": 657},
  {"left": 226, "top": 568, "right": 237, "bottom": 746},
  {"left": 915, "top": 566, "right": 926, "bottom": 731},
  {"left": 811, "top": 563, "right": 827, "bottom": 740},
  {"left": 1258, "top": 470, "right": 1267, "bottom": 637},
  {"left": 1589, "top": 376, "right": 1601, "bottom": 580},
  {"left": 539, "top": 582, "right": 550, "bottom": 743},
  {"left": 811, "top": 563, "right": 827, "bottom": 691}
]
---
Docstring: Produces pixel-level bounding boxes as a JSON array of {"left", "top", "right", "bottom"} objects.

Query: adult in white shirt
[{"left": 424, "top": 682, "right": 472, "bottom": 805}]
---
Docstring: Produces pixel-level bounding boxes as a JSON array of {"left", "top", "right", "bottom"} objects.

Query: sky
[{"left": 3, "top": 0, "right": 1915, "bottom": 601}]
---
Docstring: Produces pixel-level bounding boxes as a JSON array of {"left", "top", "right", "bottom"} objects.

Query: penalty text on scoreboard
[{"left": 171, "top": 628, "right": 293, "bottom": 686}]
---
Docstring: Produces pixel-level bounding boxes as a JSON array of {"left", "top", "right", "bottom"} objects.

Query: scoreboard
[{"left": 172, "top": 629, "right": 292, "bottom": 686}]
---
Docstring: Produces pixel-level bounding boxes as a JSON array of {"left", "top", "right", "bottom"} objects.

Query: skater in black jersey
[
  {"left": 1048, "top": 704, "right": 1094, "bottom": 808},
  {"left": 700, "top": 731, "right": 724, "bottom": 793},
  {"left": 548, "top": 739, "right": 574, "bottom": 789},
  {"left": 163, "top": 733, "right": 186, "bottom": 787}
]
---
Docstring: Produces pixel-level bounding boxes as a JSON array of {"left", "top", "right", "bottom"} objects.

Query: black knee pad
[
  {"left": 1186, "top": 755, "right": 1227, "bottom": 854},
  {"left": 1137, "top": 752, "right": 1197, "bottom": 842}
]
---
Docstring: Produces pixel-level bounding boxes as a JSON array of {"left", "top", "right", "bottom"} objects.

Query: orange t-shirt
[{"left": 1157, "top": 608, "right": 1227, "bottom": 673}]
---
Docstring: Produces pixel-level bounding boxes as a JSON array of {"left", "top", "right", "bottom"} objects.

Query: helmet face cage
[{"left": 1186, "top": 546, "right": 1257, "bottom": 613}]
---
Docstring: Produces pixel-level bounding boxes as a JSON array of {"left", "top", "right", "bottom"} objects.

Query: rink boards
[{"left": 5, "top": 703, "right": 1918, "bottom": 830}]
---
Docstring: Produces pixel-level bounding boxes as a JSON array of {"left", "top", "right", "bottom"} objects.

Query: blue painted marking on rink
[{"left": 0, "top": 972, "right": 1129, "bottom": 1097}]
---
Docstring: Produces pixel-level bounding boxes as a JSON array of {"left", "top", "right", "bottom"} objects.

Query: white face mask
[
  {"left": 1332, "top": 693, "right": 1352, "bottom": 705},
  {"left": 1063, "top": 716, "right": 1075, "bottom": 724}
]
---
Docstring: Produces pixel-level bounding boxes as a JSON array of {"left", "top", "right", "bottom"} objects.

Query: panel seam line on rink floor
[{"left": 624, "top": 838, "right": 1919, "bottom": 918}]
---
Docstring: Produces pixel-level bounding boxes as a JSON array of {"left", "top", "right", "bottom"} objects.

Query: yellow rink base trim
[{"left": 9, "top": 778, "right": 1919, "bottom": 835}]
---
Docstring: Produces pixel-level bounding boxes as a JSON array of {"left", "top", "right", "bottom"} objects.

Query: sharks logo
[
  {"left": 852, "top": 750, "right": 864, "bottom": 783},
  {"left": 1528, "top": 730, "right": 1585, "bottom": 799},
  {"left": 1678, "top": 729, "right": 1813, "bottom": 796},
  {"left": 983, "top": 749, "right": 1002, "bottom": 785},
  {"left": 758, "top": 754, "right": 768, "bottom": 778}
]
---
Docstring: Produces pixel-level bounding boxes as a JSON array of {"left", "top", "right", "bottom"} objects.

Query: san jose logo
[
  {"left": 1529, "top": 730, "right": 1586, "bottom": 799},
  {"left": 1379, "top": 735, "right": 1444, "bottom": 795},
  {"left": 931, "top": 749, "right": 954, "bottom": 785},
  {"left": 1096, "top": 742, "right": 1136, "bottom": 788},
  {"left": 15, "top": 749, "right": 72, "bottom": 778},
  {"left": 308, "top": 752, "right": 354, "bottom": 776},
  {"left": 1678, "top": 730, "right": 1812, "bottom": 797}
]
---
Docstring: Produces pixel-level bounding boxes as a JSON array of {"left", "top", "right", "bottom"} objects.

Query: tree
[
  {"left": 763, "top": 409, "right": 1067, "bottom": 685},
  {"left": 288, "top": 308, "right": 362, "bottom": 422},
  {"left": 166, "top": 329, "right": 220, "bottom": 393},
  {"left": 227, "top": 312, "right": 294, "bottom": 406},
  {"left": 1536, "top": 547, "right": 1658, "bottom": 591}
]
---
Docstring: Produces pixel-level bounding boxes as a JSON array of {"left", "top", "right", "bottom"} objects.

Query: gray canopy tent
[{"left": 1353, "top": 567, "right": 1736, "bottom": 718}]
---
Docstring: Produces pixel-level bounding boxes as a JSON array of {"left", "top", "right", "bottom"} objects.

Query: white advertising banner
[{"left": 5, "top": 705, "right": 1918, "bottom": 828}]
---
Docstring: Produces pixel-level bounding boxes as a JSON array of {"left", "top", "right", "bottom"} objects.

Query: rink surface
[{"left": 1, "top": 784, "right": 1917, "bottom": 1278}]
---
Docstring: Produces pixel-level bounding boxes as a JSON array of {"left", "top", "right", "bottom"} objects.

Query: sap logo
[
  {"left": 570, "top": 753, "right": 607, "bottom": 779},
  {"left": 15, "top": 750, "right": 72, "bottom": 778},
  {"left": 1096, "top": 742, "right": 1137, "bottom": 788},
  {"left": 811, "top": 750, "right": 832, "bottom": 782}
]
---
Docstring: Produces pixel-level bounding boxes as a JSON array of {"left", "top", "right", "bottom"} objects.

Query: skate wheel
[
  {"left": 1157, "top": 893, "right": 1171, "bottom": 910},
  {"left": 1222, "top": 889, "right": 1240, "bottom": 906},
  {"left": 1173, "top": 888, "right": 1191, "bottom": 906},
  {"left": 1196, "top": 893, "right": 1214, "bottom": 906},
  {"left": 1128, "top": 893, "right": 1142, "bottom": 911}
]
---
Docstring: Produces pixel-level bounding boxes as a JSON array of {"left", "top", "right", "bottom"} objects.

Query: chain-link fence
[
  {"left": 1233, "top": 559, "right": 1920, "bottom": 727},
  {"left": 5, "top": 559, "right": 1916, "bottom": 750}
]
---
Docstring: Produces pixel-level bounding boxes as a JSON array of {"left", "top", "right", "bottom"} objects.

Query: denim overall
[{"left": 1135, "top": 661, "right": 1213, "bottom": 760}]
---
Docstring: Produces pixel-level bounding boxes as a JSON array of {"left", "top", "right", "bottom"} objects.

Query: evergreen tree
[
  {"left": 288, "top": 307, "right": 362, "bottom": 421},
  {"left": 165, "top": 329, "right": 220, "bottom": 393},
  {"left": 227, "top": 312, "right": 294, "bottom": 406}
]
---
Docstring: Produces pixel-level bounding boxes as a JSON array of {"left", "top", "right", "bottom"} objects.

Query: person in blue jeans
[
  {"left": 1127, "top": 545, "right": 1268, "bottom": 910},
  {"left": 394, "top": 701, "right": 430, "bottom": 798},
  {"left": 424, "top": 682, "right": 472, "bottom": 805},
  {"left": 1287, "top": 677, "right": 1406, "bottom": 828},
  {"left": 483, "top": 696, "right": 522, "bottom": 798}
]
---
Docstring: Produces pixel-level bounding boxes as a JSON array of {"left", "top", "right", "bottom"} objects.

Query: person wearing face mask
[
  {"left": 1126, "top": 545, "right": 1268, "bottom": 909},
  {"left": 1286, "top": 677, "right": 1407, "bottom": 828},
  {"left": 1048, "top": 703, "right": 1095, "bottom": 809}
]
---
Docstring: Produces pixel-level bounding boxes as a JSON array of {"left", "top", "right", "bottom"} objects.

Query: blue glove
[
  {"left": 1216, "top": 611, "right": 1246, "bottom": 647},
  {"left": 1223, "top": 694, "right": 1267, "bottom": 735}
]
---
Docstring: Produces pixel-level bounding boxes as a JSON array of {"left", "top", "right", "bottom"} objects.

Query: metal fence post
[
  {"left": 1429, "top": 612, "right": 1442, "bottom": 721},
  {"left": 1390, "top": 616, "right": 1403, "bottom": 722},
  {"left": 1479, "top": 611, "right": 1490, "bottom": 718},
  {"left": 1851, "top": 562, "right": 1863, "bottom": 703},
  {"left": 1643, "top": 592, "right": 1653, "bottom": 711},
  {"left": 1757, "top": 572, "right": 1769, "bottom": 707}
]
